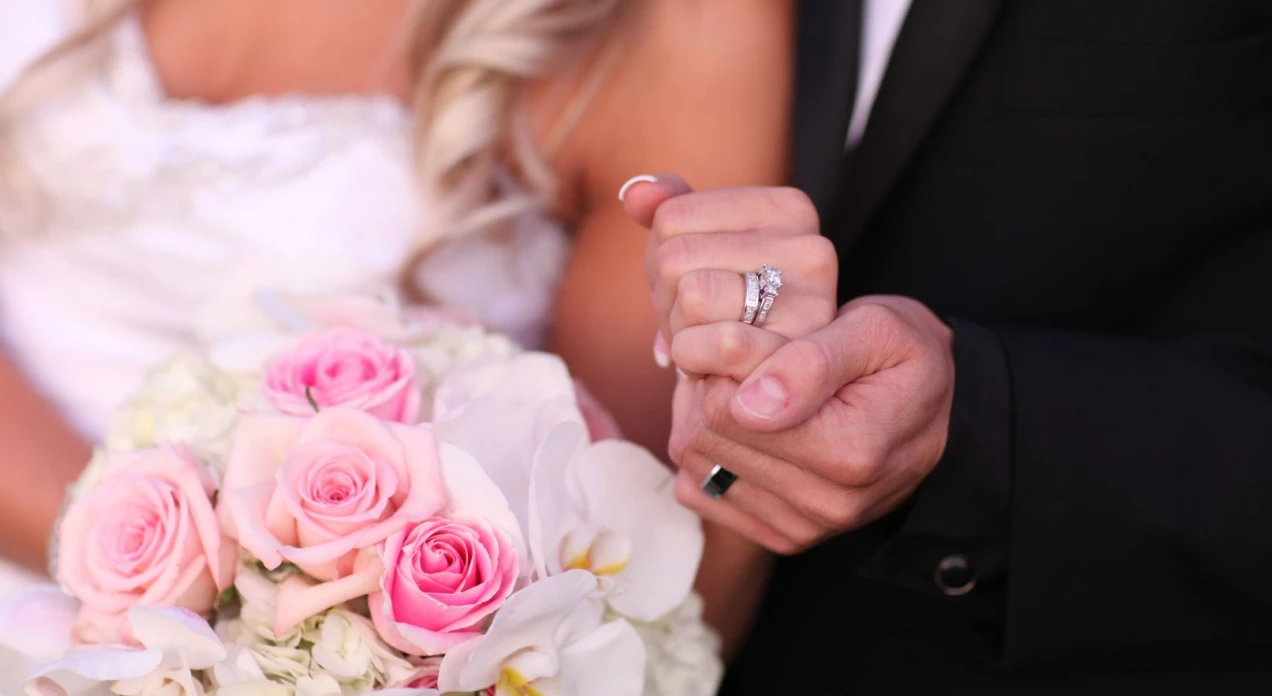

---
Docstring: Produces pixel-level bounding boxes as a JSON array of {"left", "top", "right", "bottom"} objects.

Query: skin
[
  {"left": 0, "top": 0, "right": 792, "bottom": 656},
  {"left": 624, "top": 176, "right": 957, "bottom": 556}
]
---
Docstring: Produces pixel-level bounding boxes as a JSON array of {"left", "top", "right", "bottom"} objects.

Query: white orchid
[
  {"left": 529, "top": 422, "right": 703, "bottom": 622},
  {"left": 432, "top": 353, "right": 587, "bottom": 535},
  {"left": 4, "top": 601, "right": 225, "bottom": 696},
  {"left": 439, "top": 570, "right": 645, "bottom": 696}
]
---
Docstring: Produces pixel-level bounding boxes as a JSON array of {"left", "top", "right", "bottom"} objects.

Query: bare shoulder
[{"left": 538, "top": 0, "right": 796, "bottom": 217}]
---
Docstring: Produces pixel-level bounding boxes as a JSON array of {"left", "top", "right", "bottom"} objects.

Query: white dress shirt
[{"left": 847, "top": 0, "right": 914, "bottom": 149}]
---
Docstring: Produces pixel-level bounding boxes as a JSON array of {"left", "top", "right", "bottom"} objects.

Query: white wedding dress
[{"left": 0, "top": 0, "right": 569, "bottom": 596}]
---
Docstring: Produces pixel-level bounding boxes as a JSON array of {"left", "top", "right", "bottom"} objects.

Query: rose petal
[{"left": 275, "top": 550, "right": 383, "bottom": 636}]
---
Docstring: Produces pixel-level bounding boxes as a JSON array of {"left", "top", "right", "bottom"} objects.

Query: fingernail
[
  {"left": 736, "top": 377, "right": 789, "bottom": 420},
  {"left": 618, "top": 174, "right": 659, "bottom": 202},
  {"left": 653, "top": 332, "right": 671, "bottom": 368}
]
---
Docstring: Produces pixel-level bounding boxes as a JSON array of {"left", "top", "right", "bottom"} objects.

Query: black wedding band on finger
[
  {"left": 700, "top": 463, "right": 739, "bottom": 499},
  {"left": 740, "top": 265, "right": 783, "bottom": 328}
]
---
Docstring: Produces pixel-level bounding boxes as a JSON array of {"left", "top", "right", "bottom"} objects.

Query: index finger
[
  {"left": 649, "top": 185, "right": 820, "bottom": 242},
  {"left": 618, "top": 173, "right": 694, "bottom": 228}
]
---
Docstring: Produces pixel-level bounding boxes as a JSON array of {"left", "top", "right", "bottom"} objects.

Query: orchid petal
[
  {"left": 558, "top": 618, "right": 645, "bottom": 696},
  {"left": 572, "top": 440, "right": 702, "bottom": 621},
  {"left": 433, "top": 354, "right": 584, "bottom": 534},
  {"left": 0, "top": 584, "right": 78, "bottom": 662},
  {"left": 528, "top": 422, "right": 588, "bottom": 578},
  {"left": 126, "top": 605, "right": 225, "bottom": 670},
  {"left": 26, "top": 646, "right": 163, "bottom": 686},
  {"left": 438, "top": 570, "right": 598, "bottom": 693}
]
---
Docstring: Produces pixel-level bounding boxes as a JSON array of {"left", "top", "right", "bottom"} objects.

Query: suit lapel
[
  {"left": 791, "top": 0, "right": 861, "bottom": 218},
  {"left": 832, "top": 0, "right": 1006, "bottom": 245}
]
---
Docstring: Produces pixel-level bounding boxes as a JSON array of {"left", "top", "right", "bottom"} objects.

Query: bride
[{"left": 0, "top": 0, "right": 790, "bottom": 656}]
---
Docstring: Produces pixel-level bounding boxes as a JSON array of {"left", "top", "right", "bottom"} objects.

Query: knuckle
[
  {"left": 765, "top": 536, "right": 802, "bottom": 556},
  {"left": 714, "top": 322, "right": 752, "bottom": 367},
  {"left": 849, "top": 302, "right": 910, "bottom": 351},
  {"left": 699, "top": 378, "right": 737, "bottom": 433},
  {"left": 795, "top": 235, "right": 840, "bottom": 278},
  {"left": 676, "top": 270, "right": 719, "bottom": 325},
  {"left": 786, "top": 521, "right": 824, "bottom": 550},
  {"left": 787, "top": 338, "right": 836, "bottom": 390},
  {"left": 803, "top": 489, "right": 860, "bottom": 530},
  {"left": 652, "top": 195, "right": 697, "bottom": 242},
  {"left": 654, "top": 235, "right": 694, "bottom": 289},
  {"left": 843, "top": 437, "right": 888, "bottom": 485},
  {"left": 679, "top": 421, "right": 710, "bottom": 461},
  {"left": 673, "top": 477, "right": 699, "bottom": 509},
  {"left": 770, "top": 187, "right": 819, "bottom": 231},
  {"left": 666, "top": 423, "right": 692, "bottom": 465}
]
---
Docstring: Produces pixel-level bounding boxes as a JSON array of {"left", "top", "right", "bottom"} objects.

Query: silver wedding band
[
  {"left": 741, "top": 265, "right": 783, "bottom": 328},
  {"left": 700, "top": 463, "right": 738, "bottom": 500},
  {"left": 741, "top": 272, "right": 761, "bottom": 324}
]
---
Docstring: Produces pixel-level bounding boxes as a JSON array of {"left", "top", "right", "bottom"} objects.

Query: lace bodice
[{"left": 0, "top": 0, "right": 569, "bottom": 439}]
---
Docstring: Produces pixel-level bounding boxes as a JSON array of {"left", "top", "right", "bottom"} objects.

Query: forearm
[{"left": 0, "top": 351, "right": 89, "bottom": 572}]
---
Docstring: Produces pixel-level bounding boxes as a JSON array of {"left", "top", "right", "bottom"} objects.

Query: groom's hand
[{"left": 671, "top": 295, "right": 957, "bottom": 555}]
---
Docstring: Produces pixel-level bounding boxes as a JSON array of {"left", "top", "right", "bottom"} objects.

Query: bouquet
[{"left": 0, "top": 291, "right": 721, "bottom": 696}]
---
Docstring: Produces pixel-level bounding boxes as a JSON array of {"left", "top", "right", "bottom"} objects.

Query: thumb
[
  {"left": 730, "top": 309, "right": 884, "bottom": 431},
  {"left": 618, "top": 173, "right": 693, "bottom": 228}
]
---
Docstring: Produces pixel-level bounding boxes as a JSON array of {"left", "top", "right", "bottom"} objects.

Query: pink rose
[
  {"left": 397, "top": 656, "right": 442, "bottom": 688},
  {"left": 56, "top": 444, "right": 234, "bottom": 645},
  {"left": 263, "top": 327, "right": 421, "bottom": 423},
  {"left": 396, "top": 657, "right": 496, "bottom": 695},
  {"left": 218, "top": 408, "right": 447, "bottom": 581},
  {"left": 371, "top": 516, "right": 519, "bottom": 655}
]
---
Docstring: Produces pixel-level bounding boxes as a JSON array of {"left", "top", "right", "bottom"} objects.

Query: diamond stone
[{"left": 760, "top": 265, "right": 783, "bottom": 293}]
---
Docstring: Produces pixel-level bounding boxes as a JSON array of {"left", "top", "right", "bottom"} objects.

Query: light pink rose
[
  {"left": 396, "top": 656, "right": 442, "bottom": 688},
  {"left": 56, "top": 444, "right": 234, "bottom": 645},
  {"left": 371, "top": 516, "right": 519, "bottom": 655},
  {"left": 218, "top": 408, "right": 447, "bottom": 581},
  {"left": 262, "top": 327, "right": 421, "bottom": 423}
]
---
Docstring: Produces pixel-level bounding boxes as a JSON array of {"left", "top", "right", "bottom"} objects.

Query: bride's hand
[
  {"left": 620, "top": 173, "right": 842, "bottom": 549},
  {"left": 618, "top": 174, "right": 839, "bottom": 367}
]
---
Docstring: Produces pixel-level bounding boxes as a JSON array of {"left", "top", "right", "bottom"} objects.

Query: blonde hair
[{"left": 0, "top": 0, "right": 624, "bottom": 240}]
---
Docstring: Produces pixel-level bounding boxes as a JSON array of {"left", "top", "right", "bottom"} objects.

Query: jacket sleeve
[{"left": 858, "top": 222, "right": 1272, "bottom": 664}]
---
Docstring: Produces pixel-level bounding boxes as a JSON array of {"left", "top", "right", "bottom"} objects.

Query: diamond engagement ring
[
  {"left": 753, "top": 264, "right": 782, "bottom": 327},
  {"left": 700, "top": 464, "right": 738, "bottom": 499},
  {"left": 741, "top": 272, "right": 761, "bottom": 324}
]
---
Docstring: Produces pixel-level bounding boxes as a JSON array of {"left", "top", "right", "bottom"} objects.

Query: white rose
[{"left": 622, "top": 593, "right": 724, "bottom": 696}]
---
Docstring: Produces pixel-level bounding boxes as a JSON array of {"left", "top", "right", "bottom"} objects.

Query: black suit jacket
[{"left": 722, "top": 1, "right": 1272, "bottom": 692}]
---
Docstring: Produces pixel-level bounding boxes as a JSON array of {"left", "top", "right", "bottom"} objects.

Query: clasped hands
[{"left": 621, "top": 174, "right": 957, "bottom": 555}]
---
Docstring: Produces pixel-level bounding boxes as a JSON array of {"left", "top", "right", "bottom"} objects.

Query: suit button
[{"left": 935, "top": 554, "right": 976, "bottom": 596}]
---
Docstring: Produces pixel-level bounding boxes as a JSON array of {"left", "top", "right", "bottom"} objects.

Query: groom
[{"left": 625, "top": 0, "right": 1272, "bottom": 692}]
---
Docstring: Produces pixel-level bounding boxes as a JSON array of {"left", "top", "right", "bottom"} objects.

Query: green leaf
[{"left": 215, "top": 585, "right": 239, "bottom": 611}]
